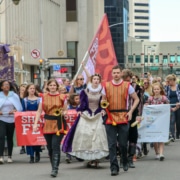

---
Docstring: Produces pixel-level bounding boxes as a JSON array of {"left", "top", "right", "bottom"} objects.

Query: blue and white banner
[{"left": 138, "top": 104, "right": 170, "bottom": 143}]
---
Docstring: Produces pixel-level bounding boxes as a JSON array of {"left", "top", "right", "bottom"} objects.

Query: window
[
  {"left": 135, "top": 55, "right": 141, "bottom": 63},
  {"left": 170, "top": 55, "right": 175, "bottom": 63},
  {"left": 136, "top": 36, "right": 149, "bottom": 39},
  {"left": 135, "top": 29, "right": 149, "bottom": 32},
  {"left": 163, "top": 56, "right": 168, "bottom": 64},
  {"left": 67, "top": 42, "right": 77, "bottom": 58},
  {"left": 128, "top": 55, "right": 133, "bottom": 63},
  {"left": 66, "top": 0, "right": 77, "bottom": 21},
  {"left": 135, "top": 23, "right": 149, "bottom": 26},
  {"left": 177, "top": 56, "right": 180, "bottom": 63},
  {"left": 134, "top": 10, "right": 149, "bottom": 13},
  {"left": 134, "top": 3, "right": 149, "bottom": 6},
  {"left": 150, "top": 55, "right": 153, "bottom": 63},
  {"left": 144, "top": 55, "right": 148, "bottom": 63},
  {"left": 154, "top": 56, "right": 159, "bottom": 63},
  {"left": 135, "top": 16, "right": 149, "bottom": 19}
]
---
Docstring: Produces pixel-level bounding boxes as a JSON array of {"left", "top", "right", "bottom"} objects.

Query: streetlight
[
  {"left": 109, "top": 22, "right": 133, "bottom": 28},
  {"left": 128, "top": 36, "right": 141, "bottom": 69},
  {"left": 12, "top": 0, "right": 21, "bottom": 5},
  {"left": 143, "top": 44, "right": 156, "bottom": 74}
]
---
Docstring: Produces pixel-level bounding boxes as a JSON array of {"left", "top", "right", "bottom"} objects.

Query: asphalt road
[{"left": 0, "top": 141, "right": 180, "bottom": 180}]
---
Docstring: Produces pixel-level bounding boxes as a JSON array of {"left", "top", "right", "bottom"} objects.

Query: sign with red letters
[{"left": 15, "top": 110, "right": 77, "bottom": 146}]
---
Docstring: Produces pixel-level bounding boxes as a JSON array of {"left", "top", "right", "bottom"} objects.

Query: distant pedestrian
[{"left": 0, "top": 80, "right": 22, "bottom": 164}]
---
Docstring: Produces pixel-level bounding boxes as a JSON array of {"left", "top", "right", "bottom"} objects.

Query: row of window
[
  {"left": 128, "top": 55, "right": 180, "bottom": 63},
  {"left": 135, "top": 16, "right": 149, "bottom": 19},
  {"left": 134, "top": 3, "right": 149, "bottom": 7},
  {"left": 135, "top": 36, "right": 149, "bottom": 39},
  {"left": 134, "top": 10, "right": 149, "bottom": 13},
  {"left": 135, "top": 23, "right": 149, "bottom": 26},
  {"left": 135, "top": 29, "right": 149, "bottom": 32}
]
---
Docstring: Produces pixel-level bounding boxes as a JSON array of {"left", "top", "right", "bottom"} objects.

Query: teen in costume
[
  {"left": 33, "top": 79, "right": 66, "bottom": 177},
  {"left": 22, "top": 84, "right": 42, "bottom": 163}
]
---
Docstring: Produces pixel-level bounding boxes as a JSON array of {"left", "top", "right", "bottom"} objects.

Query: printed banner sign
[
  {"left": 0, "top": 44, "right": 14, "bottom": 82},
  {"left": 138, "top": 104, "right": 170, "bottom": 143},
  {"left": 15, "top": 110, "right": 77, "bottom": 146}
]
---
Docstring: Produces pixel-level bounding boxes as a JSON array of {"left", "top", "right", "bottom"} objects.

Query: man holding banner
[{"left": 104, "top": 65, "right": 139, "bottom": 176}]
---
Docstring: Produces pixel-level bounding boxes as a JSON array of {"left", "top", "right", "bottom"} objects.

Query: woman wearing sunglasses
[
  {"left": 70, "top": 63, "right": 90, "bottom": 94},
  {"left": 141, "top": 78, "right": 153, "bottom": 156}
]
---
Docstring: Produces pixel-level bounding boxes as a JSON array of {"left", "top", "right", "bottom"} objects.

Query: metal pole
[
  {"left": 143, "top": 45, "right": 145, "bottom": 76},
  {"left": 72, "top": 51, "right": 89, "bottom": 82},
  {"left": 131, "top": 39, "right": 132, "bottom": 69},
  {"left": 39, "top": 0, "right": 44, "bottom": 87}
]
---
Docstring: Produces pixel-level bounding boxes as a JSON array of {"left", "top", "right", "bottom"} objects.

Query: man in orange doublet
[{"left": 104, "top": 65, "right": 139, "bottom": 176}]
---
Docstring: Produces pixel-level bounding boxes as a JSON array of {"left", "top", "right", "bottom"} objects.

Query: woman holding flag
[{"left": 69, "top": 62, "right": 91, "bottom": 94}]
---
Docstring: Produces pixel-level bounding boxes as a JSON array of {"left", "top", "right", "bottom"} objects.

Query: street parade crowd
[{"left": 0, "top": 64, "right": 180, "bottom": 177}]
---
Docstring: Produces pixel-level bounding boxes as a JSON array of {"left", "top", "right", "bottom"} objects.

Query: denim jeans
[
  {"left": 170, "top": 112, "right": 175, "bottom": 138},
  {"left": 175, "top": 109, "right": 180, "bottom": 136}
]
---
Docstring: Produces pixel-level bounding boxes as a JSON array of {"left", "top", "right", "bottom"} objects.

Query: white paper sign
[{"left": 138, "top": 104, "right": 170, "bottom": 143}]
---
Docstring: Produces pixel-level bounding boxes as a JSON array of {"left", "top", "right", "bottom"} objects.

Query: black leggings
[
  {"left": 44, "top": 133, "right": 64, "bottom": 157},
  {"left": 0, "top": 120, "right": 15, "bottom": 157}
]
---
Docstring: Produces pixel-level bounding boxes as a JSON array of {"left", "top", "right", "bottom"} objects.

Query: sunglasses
[{"left": 78, "top": 78, "right": 84, "bottom": 80}]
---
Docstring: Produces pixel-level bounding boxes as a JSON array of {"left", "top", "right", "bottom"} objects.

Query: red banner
[
  {"left": 15, "top": 110, "right": 77, "bottom": 146},
  {"left": 88, "top": 14, "right": 118, "bottom": 82}
]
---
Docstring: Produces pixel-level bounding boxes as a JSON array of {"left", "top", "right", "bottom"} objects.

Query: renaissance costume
[
  {"left": 105, "top": 80, "right": 134, "bottom": 174},
  {"left": 62, "top": 83, "right": 109, "bottom": 164},
  {"left": 42, "top": 93, "right": 66, "bottom": 177}
]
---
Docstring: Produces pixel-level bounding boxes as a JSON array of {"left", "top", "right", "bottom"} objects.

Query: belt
[
  {"left": 44, "top": 114, "right": 61, "bottom": 129},
  {"left": 109, "top": 109, "right": 128, "bottom": 113}
]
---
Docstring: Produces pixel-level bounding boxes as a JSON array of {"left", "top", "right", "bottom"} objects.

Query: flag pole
[{"left": 72, "top": 51, "right": 89, "bottom": 82}]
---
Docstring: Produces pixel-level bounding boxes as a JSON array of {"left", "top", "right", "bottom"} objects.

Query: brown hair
[
  {"left": 152, "top": 83, "right": 165, "bottom": 96},
  {"left": 122, "top": 69, "right": 133, "bottom": 79},
  {"left": 90, "top": 73, "right": 102, "bottom": 83},
  {"left": 152, "top": 79, "right": 158, "bottom": 84},
  {"left": 46, "top": 79, "right": 59, "bottom": 92},
  {"left": 68, "top": 93, "right": 79, "bottom": 106},
  {"left": 112, "top": 65, "right": 122, "bottom": 71},
  {"left": 23, "top": 83, "right": 39, "bottom": 98}
]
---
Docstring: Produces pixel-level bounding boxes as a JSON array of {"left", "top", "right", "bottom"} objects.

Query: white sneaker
[
  {"left": 7, "top": 157, "right": 13, "bottom": 163},
  {"left": 155, "top": 154, "right": 160, "bottom": 160},
  {"left": 0, "top": 157, "right": 4, "bottom": 164}
]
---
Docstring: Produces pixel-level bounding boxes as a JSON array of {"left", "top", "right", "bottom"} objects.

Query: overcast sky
[{"left": 150, "top": 0, "right": 180, "bottom": 42}]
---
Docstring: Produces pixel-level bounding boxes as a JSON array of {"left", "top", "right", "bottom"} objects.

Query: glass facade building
[{"left": 104, "top": 0, "right": 129, "bottom": 65}]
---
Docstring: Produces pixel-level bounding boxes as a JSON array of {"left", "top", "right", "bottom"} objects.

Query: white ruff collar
[{"left": 87, "top": 83, "right": 102, "bottom": 93}]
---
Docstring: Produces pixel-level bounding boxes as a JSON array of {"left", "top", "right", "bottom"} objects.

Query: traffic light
[
  {"left": 33, "top": 73, "right": 40, "bottom": 79},
  {"left": 12, "top": 0, "right": 21, "bottom": 5},
  {"left": 44, "top": 59, "right": 50, "bottom": 69},
  {"left": 39, "top": 59, "right": 43, "bottom": 69}
]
